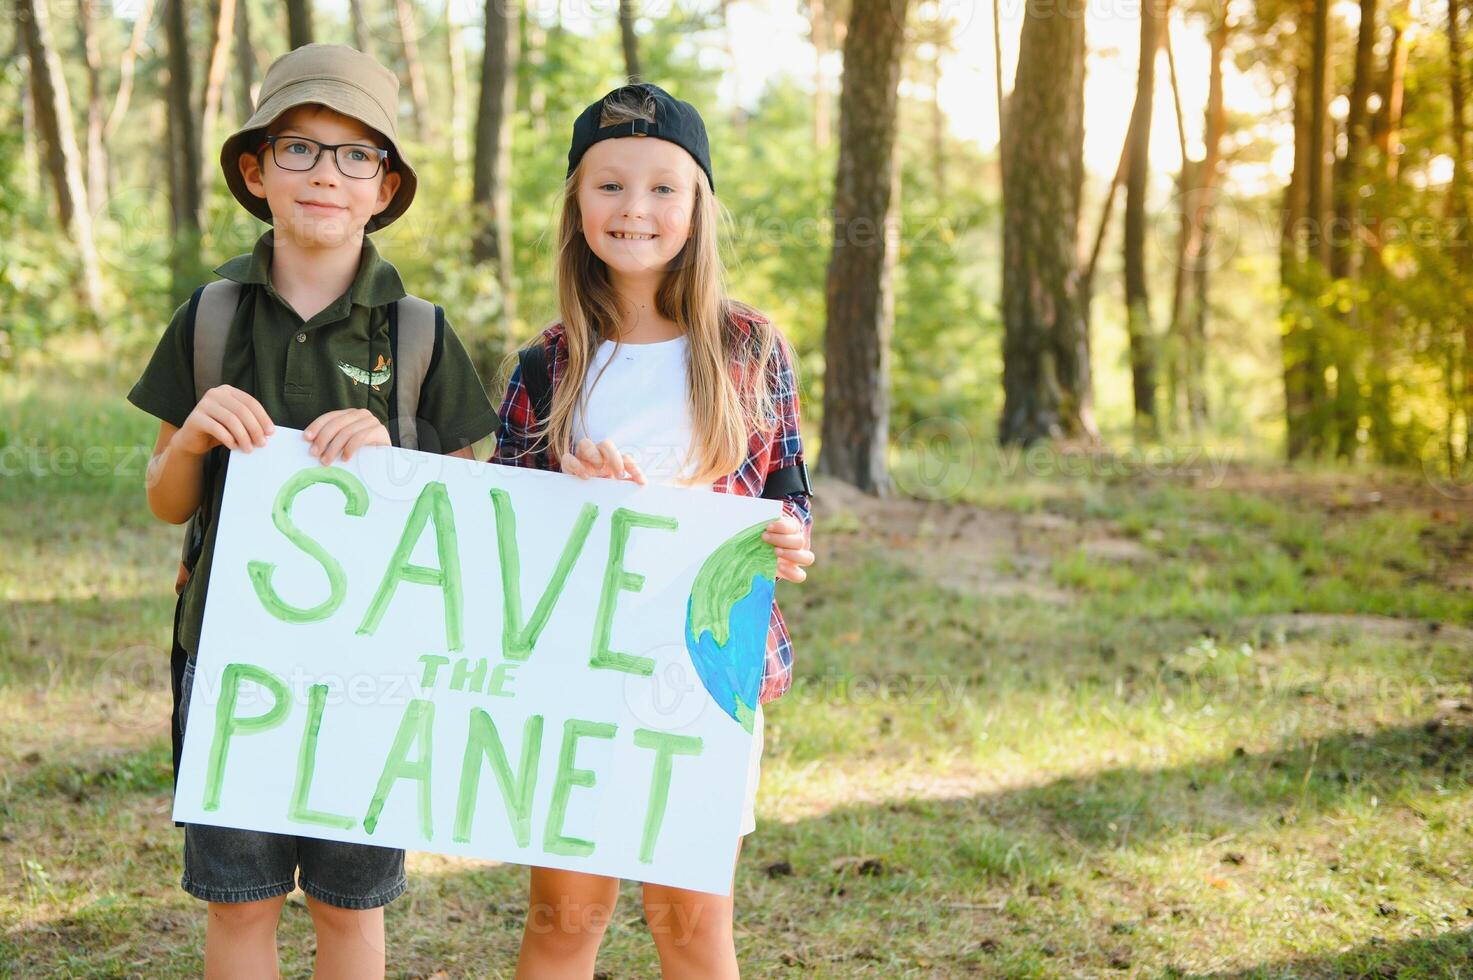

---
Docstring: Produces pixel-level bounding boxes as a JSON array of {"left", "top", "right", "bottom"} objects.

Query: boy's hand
[
  {"left": 174, "top": 385, "right": 274, "bottom": 457},
  {"left": 561, "top": 437, "right": 646, "bottom": 485},
  {"left": 304, "top": 409, "right": 390, "bottom": 465},
  {"left": 763, "top": 514, "right": 814, "bottom": 583}
]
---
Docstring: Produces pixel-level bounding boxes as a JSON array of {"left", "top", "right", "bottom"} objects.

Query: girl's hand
[
  {"left": 304, "top": 409, "right": 390, "bottom": 465},
  {"left": 763, "top": 514, "right": 814, "bottom": 583},
  {"left": 174, "top": 385, "right": 275, "bottom": 457},
  {"left": 561, "top": 437, "right": 646, "bottom": 485}
]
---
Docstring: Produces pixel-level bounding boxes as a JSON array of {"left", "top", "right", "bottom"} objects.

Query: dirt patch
[
  {"left": 1080, "top": 537, "right": 1153, "bottom": 562},
  {"left": 812, "top": 477, "right": 1150, "bottom": 604},
  {"left": 812, "top": 473, "right": 1473, "bottom": 640},
  {"left": 1180, "top": 462, "right": 1473, "bottom": 521},
  {"left": 1241, "top": 613, "right": 1473, "bottom": 649}
]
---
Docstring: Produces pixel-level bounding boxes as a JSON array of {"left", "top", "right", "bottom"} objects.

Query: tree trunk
[
  {"left": 1123, "top": 0, "right": 1164, "bottom": 438},
  {"left": 520, "top": 2, "right": 547, "bottom": 132},
  {"left": 1186, "top": 7, "right": 1227, "bottom": 428},
  {"left": 1450, "top": 0, "right": 1467, "bottom": 187},
  {"left": 234, "top": 0, "right": 255, "bottom": 119},
  {"left": 447, "top": 0, "right": 469, "bottom": 167},
  {"left": 1364, "top": 13, "right": 1406, "bottom": 458},
  {"left": 817, "top": 0, "right": 912, "bottom": 493},
  {"left": 1167, "top": 3, "right": 1227, "bottom": 431},
  {"left": 811, "top": 0, "right": 830, "bottom": 150},
  {"left": 1305, "top": 0, "right": 1334, "bottom": 453},
  {"left": 394, "top": 0, "right": 432, "bottom": 137},
  {"left": 715, "top": 0, "right": 741, "bottom": 133},
  {"left": 471, "top": 0, "right": 519, "bottom": 372},
  {"left": 619, "top": 0, "right": 641, "bottom": 82},
  {"left": 1282, "top": 0, "right": 1325, "bottom": 458},
  {"left": 17, "top": 0, "right": 104, "bottom": 320},
  {"left": 1449, "top": 0, "right": 1473, "bottom": 465},
  {"left": 105, "top": 0, "right": 156, "bottom": 143},
  {"left": 999, "top": 0, "right": 1093, "bottom": 446},
  {"left": 1084, "top": 110, "right": 1136, "bottom": 297},
  {"left": 885, "top": 110, "right": 903, "bottom": 387},
  {"left": 20, "top": 44, "right": 38, "bottom": 200},
  {"left": 930, "top": 23, "right": 945, "bottom": 198},
  {"left": 200, "top": 0, "right": 239, "bottom": 194},
  {"left": 287, "top": 0, "right": 314, "bottom": 48},
  {"left": 1370, "top": 16, "right": 1406, "bottom": 179},
  {"left": 77, "top": 0, "right": 108, "bottom": 214},
  {"left": 166, "top": 0, "right": 205, "bottom": 298},
  {"left": 350, "top": 0, "right": 372, "bottom": 52},
  {"left": 1306, "top": 0, "right": 1331, "bottom": 269},
  {"left": 1318, "top": 0, "right": 1378, "bottom": 457},
  {"left": 1331, "top": 0, "right": 1377, "bottom": 282}
]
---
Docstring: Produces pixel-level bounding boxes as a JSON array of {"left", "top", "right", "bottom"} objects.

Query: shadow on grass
[
  {"left": 3, "top": 718, "right": 1468, "bottom": 975},
  {"left": 970, "top": 717, "right": 1472, "bottom": 848},
  {"left": 1188, "top": 928, "right": 1473, "bottom": 978}
]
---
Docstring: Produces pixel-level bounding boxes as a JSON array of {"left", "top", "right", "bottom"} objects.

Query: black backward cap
[{"left": 566, "top": 83, "right": 714, "bottom": 192}]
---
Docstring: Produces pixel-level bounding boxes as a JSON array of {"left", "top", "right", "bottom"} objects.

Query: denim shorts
[{"left": 177, "top": 660, "right": 408, "bottom": 909}]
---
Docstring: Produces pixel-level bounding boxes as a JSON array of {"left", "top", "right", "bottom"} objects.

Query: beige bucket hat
[{"left": 220, "top": 44, "right": 416, "bottom": 231}]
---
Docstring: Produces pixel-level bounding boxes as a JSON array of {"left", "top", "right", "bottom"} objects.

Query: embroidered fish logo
[{"left": 339, "top": 354, "right": 391, "bottom": 390}]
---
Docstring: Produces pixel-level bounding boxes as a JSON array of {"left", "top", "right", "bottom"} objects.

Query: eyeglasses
[{"left": 258, "top": 135, "right": 389, "bottom": 180}]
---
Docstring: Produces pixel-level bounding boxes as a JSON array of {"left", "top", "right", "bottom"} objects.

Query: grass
[{"left": 3, "top": 341, "right": 1472, "bottom": 976}]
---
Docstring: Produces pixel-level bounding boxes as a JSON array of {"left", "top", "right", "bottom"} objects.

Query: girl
[{"left": 493, "top": 83, "right": 816, "bottom": 978}]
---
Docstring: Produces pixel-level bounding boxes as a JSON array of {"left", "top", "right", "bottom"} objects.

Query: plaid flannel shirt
[{"left": 492, "top": 310, "right": 811, "bottom": 704}]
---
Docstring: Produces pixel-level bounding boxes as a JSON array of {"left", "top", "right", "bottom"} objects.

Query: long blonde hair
[{"left": 529, "top": 89, "right": 778, "bottom": 484}]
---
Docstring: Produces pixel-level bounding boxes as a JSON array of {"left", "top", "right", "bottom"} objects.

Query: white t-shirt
[
  {"left": 571, "top": 333, "right": 766, "bottom": 833},
  {"left": 571, "top": 335, "right": 712, "bottom": 490}
]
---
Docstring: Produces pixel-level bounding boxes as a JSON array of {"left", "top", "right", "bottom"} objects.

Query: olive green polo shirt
[{"left": 128, "top": 232, "right": 499, "bottom": 657}]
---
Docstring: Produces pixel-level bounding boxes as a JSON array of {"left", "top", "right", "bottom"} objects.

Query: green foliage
[
  {"left": 6, "top": 0, "right": 1470, "bottom": 473},
  {"left": 7, "top": 301, "right": 1473, "bottom": 977},
  {"left": 891, "top": 96, "right": 999, "bottom": 440},
  {"left": 0, "top": 61, "right": 29, "bottom": 367},
  {"left": 717, "top": 83, "right": 835, "bottom": 363}
]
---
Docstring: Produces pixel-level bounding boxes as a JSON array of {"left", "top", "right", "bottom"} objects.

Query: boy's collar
[{"left": 214, "top": 231, "right": 407, "bottom": 309}]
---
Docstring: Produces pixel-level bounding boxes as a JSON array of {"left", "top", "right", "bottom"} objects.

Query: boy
[{"left": 128, "top": 44, "right": 498, "bottom": 977}]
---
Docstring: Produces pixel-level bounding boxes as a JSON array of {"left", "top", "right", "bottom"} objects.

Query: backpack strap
[
  {"left": 177, "top": 280, "right": 244, "bottom": 595},
  {"left": 388, "top": 294, "right": 442, "bottom": 452},
  {"left": 517, "top": 340, "right": 554, "bottom": 460},
  {"left": 761, "top": 460, "right": 812, "bottom": 501},
  {"left": 192, "top": 280, "right": 243, "bottom": 401},
  {"left": 518, "top": 340, "right": 554, "bottom": 421},
  {"left": 171, "top": 278, "right": 241, "bottom": 792}
]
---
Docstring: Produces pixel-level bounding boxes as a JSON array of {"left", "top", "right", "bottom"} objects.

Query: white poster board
[{"left": 172, "top": 430, "right": 782, "bottom": 896}]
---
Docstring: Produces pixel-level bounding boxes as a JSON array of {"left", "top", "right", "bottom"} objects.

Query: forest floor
[{"left": 3, "top": 341, "right": 1472, "bottom": 977}]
